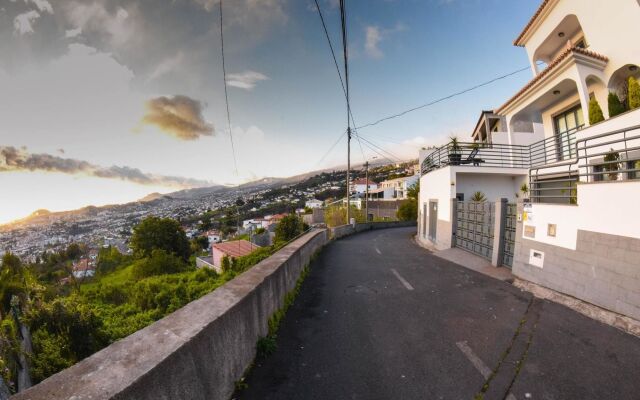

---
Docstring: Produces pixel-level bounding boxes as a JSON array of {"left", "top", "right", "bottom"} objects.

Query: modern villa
[{"left": 418, "top": 0, "right": 640, "bottom": 321}]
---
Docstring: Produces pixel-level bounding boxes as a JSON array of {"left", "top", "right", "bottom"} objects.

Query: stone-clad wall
[
  {"left": 13, "top": 229, "right": 329, "bottom": 400},
  {"left": 513, "top": 226, "right": 640, "bottom": 321}
]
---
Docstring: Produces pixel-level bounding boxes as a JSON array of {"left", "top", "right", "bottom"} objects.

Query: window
[{"left": 553, "top": 105, "right": 583, "bottom": 161}]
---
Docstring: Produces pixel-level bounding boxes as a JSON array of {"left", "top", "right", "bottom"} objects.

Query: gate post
[
  {"left": 491, "top": 198, "right": 508, "bottom": 267},
  {"left": 450, "top": 198, "right": 458, "bottom": 248}
]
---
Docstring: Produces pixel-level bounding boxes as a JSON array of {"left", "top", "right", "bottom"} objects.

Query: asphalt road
[{"left": 236, "top": 227, "right": 640, "bottom": 400}]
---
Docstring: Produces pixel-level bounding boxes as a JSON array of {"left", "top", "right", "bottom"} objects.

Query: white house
[
  {"left": 379, "top": 174, "right": 420, "bottom": 200},
  {"left": 418, "top": 0, "right": 640, "bottom": 321},
  {"left": 350, "top": 178, "right": 378, "bottom": 195},
  {"left": 305, "top": 199, "right": 324, "bottom": 209}
]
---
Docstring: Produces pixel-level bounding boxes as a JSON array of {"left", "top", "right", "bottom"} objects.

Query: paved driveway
[{"left": 236, "top": 227, "right": 640, "bottom": 400}]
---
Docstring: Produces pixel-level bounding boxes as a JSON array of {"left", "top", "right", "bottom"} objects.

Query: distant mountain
[
  {"left": 2, "top": 159, "right": 415, "bottom": 229},
  {"left": 138, "top": 192, "right": 164, "bottom": 202}
]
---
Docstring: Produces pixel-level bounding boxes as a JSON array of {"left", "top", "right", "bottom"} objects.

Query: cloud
[
  {"left": 13, "top": 10, "right": 40, "bottom": 35},
  {"left": 146, "top": 52, "right": 184, "bottom": 83},
  {"left": 140, "top": 95, "right": 214, "bottom": 140},
  {"left": 29, "top": 0, "right": 53, "bottom": 14},
  {"left": 365, "top": 26, "right": 383, "bottom": 59},
  {"left": 0, "top": 146, "right": 210, "bottom": 188},
  {"left": 65, "top": 27, "right": 82, "bottom": 38},
  {"left": 364, "top": 22, "right": 407, "bottom": 59},
  {"left": 226, "top": 70, "right": 269, "bottom": 90}
]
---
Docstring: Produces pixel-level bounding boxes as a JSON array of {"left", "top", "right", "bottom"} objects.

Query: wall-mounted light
[
  {"left": 558, "top": 32, "right": 565, "bottom": 38},
  {"left": 553, "top": 90, "right": 561, "bottom": 95},
  {"left": 630, "top": 65, "right": 639, "bottom": 72}
]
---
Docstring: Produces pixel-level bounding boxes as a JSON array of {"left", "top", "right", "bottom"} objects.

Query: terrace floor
[{"left": 235, "top": 227, "right": 640, "bottom": 400}]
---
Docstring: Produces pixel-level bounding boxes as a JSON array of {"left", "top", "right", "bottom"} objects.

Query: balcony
[{"left": 421, "top": 142, "right": 531, "bottom": 175}]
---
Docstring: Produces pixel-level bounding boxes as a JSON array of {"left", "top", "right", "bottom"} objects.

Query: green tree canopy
[
  {"left": 608, "top": 92, "right": 626, "bottom": 118},
  {"left": 131, "top": 249, "right": 191, "bottom": 279},
  {"left": 130, "top": 217, "right": 190, "bottom": 261},
  {"left": 588, "top": 97, "right": 605, "bottom": 124},
  {"left": 629, "top": 76, "right": 640, "bottom": 110},
  {"left": 274, "top": 214, "right": 304, "bottom": 243}
]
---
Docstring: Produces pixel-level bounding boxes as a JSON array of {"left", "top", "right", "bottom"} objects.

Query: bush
[
  {"left": 397, "top": 200, "right": 417, "bottom": 221},
  {"left": 629, "top": 76, "right": 640, "bottom": 110},
  {"left": 608, "top": 92, "right": 626, "bottom": 117},
  {"left": 588, "top": 97, "right": 605, "bottom": 124},
  {"left": 131, "top": 249, "right": 191, "bottom": 279},
  {"left": 274, "top": 214, "right": 304, "bottom": 244}
]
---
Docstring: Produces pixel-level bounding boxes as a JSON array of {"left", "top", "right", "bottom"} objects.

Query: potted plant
[
  {"left": 448, "top": 136, "right": 462, "bottom": 165},
  {"left": 520, "top": 183, "right": 529, "bottom": 199},
  {"left": 603, "top": 148, "right": 621, "bottom": 181}
]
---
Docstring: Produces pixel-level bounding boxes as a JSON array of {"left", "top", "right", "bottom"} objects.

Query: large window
[{"left": 553, "top": 105, "right": 584, "bottom": 161}]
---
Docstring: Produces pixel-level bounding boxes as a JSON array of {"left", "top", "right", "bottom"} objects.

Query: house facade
[
  {"left": 210, "top": 240, "right": 260, "bottom": 273},
  {"left": 350, "top": 178, "right": 378, "bottom": 195},
  {"left": 418, "top": 0, "right": 640, "bottom": 321}
]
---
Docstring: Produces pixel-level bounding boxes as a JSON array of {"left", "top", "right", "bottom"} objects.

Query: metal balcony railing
[
  {"left": 420, "top": 142, "right": 531, "bottom": 175},
  {"left": 529, "top": 126, "right": 581, "bottom": 167},
  {"left": 529, "top": 124, "right": 640, "bottom": 204}
]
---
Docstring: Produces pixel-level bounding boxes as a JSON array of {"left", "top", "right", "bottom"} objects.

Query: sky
[{"left": 0, "top": 0, "right": 542, "bottom": 224}]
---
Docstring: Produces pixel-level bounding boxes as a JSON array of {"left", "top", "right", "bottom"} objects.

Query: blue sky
[{"left": 0, "top": 0, "right": 541, "bottom": 221}]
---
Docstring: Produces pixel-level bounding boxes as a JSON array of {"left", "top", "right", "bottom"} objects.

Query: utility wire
[
  {"left": 316, "top": 129, "right": 347, "bottom": 166},
  {"left": 219, "top": 0, "right": 238, "bottom": 175},
  {"left": 359, "top": 134, "right": 403, "bottom": 162},
  {"left": 313, "top": 0, "right": 365, "bottom": 162},
  {"left": 356, "top": 64, "right": 534, "bottom": 130}
]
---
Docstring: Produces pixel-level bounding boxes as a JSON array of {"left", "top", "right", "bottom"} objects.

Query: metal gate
[
  {"left": 502, "top": 203, "right": 517, "bottom": 268},
  {"left": 455, "top": 201, "right": 495, "bottom": 260}
]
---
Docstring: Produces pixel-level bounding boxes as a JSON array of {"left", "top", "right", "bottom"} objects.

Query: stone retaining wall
[{"left": 13, "top": 229, "right": 329, "bottom": 400}]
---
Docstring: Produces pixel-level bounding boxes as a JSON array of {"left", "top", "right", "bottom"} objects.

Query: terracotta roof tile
[
  {"left": 212, "top": 240, "right": 260, "bottom": 258},
  {"left": 496, "top": 46, "right": 608, "bottom": 114},
  {"left": 514, "top": 0, "right": 553, "bottom": 46}
]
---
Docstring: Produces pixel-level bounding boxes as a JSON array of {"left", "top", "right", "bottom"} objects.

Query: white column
[{"left": 575, "top": 73, "right": 591, "bottom": 127}]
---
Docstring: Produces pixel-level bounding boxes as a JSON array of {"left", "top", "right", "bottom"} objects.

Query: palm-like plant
[{"left": 471, "top": 191, "right": 486, "bottom": 202}]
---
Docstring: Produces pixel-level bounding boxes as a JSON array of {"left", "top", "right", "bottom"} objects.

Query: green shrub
[
  {"left": 396, "top": 200, "right": 417, "bottom": 221},
  {"left": 629, "top": 76, "right": 640, "bottom": 110},
  {"left": 588, "top": 97, "right": 605, "bottom": 124},
  {"left": 131, "top": 249, "right": 191, "bottom": 279},
  {"left": 608, "top": 92, "right": 626, "bottom": 117}
]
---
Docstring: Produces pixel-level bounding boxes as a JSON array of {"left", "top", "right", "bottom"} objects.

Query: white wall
[
  {"left": 522, "top": 0, "right": 640, "bottom": 80},
  {"left": 523, "top": 180, "right": 640, "bottom": 250},
  {"left": 455, "top": 173, "right": 526, "bottom": 202},
  {"left": 419, "top": 167, "right": 453, "bottom": 222}
]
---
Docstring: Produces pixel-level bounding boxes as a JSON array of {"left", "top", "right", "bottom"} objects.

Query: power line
[
  {"left": 356, "top": 64, "right": 534, "bottom": 130},
  {"left": 359, "top": 134, "right": 403, "bottom": 163},
  {"left": 219, "top": 0, "right": 238, "bottom": 175},
  {"left": 313, "top": 0, "right": 365, "bottom": 163},
  {"left": 316, "top": 129, "right": 347, "bottom": 166}
]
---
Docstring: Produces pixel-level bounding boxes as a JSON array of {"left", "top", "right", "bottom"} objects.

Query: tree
[
  {"left": 397, "top": 182, "right": 419, "bottom": 222},
  {"left": 274, "top": 214, "right": 304, "bottom": 243},
  {"left": 65, "top": 243, "right": 82, "bottom": 260},
  {"left": 608, "top": 92, "right": 626, "bottom": 117},
  {"left": 191, "top": 236, "right": 209, "bottom": 254},
  {"left": 588, "top": 97, "right": 605, "bottom": 124},
  {"left": 130, "top": 217, "right": 190, "bottom": 261},
  {"left": 397, "top": 201, "right": 417, "bottom": 221},
  {"left": 96, "top": 247, "right": 127, "bottom": 275},
  {"left": 629, "top": 76, "right": 640, "bottom": 110}
]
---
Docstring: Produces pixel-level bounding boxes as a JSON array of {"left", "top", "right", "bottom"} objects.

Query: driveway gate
[
  {"left": 502, "top": 203, "right": 517, "bottom": 268},
  {"left": 455, "top": 201, "right": 495, "bottom": 260}
]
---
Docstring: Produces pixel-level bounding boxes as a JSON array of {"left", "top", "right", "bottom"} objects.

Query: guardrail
[
  {"left": 529, "top": 126, "right": 580, "bottom": 167},
  {"left": 421, "top": 142, "right": 531, "bottom": 174},
  {"left": 529, "top": 124, "right": 640, "bottom": 204}
]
